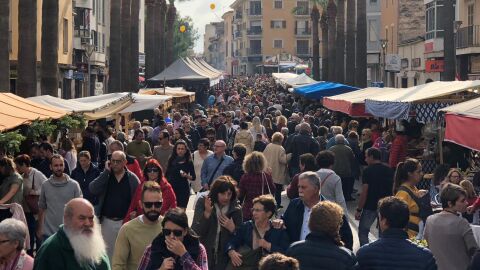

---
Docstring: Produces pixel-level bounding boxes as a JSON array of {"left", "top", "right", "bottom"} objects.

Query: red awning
[
  {"left": 323, "top": 97, "right": 373, "bottom": 117},
  {"left": 444, "top": 113, "right": 480, "bottom": 151}
]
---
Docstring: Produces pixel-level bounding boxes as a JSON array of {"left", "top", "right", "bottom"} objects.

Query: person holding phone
[
  {"left": 192, "top": 176, "right": 242, "bottom": 270},
  {"left": 138, "top": 208, "right": 208, "bottom": 270},
  {"left": 166, "top": 141, "right": 196, "bottom": 208}
]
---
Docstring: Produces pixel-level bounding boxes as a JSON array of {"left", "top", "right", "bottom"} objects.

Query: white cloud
[{"left": 176, "top": 0, "right": 236, "bottom": 54}]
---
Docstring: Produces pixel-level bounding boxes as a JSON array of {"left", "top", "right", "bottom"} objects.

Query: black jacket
[
  {"left": 222, "top": 158, "right": 244, "bottom": 183},
  {"left": 282, "top": 198, "right": 353, "bottom": 250},
  {"left": 286, "top": 131, "right": 320, "bottom": 168},
  {"left": 70, "top": 163, "right": 100, "bottom": 205},
  {"left": 146, "top": 233, "right": 202, "bottom": 270},
  {"left": 287, "top": 232, "right": 357, "bottom": 270},
  {"left": 356, "top": 228, "right": 437, "bottom": 270}
]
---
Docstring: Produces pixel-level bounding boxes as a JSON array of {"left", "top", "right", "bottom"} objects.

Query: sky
[{"left": 176, "top": 0, "right": 236, "bottom": 54}]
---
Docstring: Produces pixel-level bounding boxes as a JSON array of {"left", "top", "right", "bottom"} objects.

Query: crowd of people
[{"left": 0, "top": 74, "right": 478, "bottom": 269}]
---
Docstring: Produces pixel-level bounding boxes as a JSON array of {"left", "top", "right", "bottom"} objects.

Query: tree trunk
[
  {"left": 320, "top": 9, "right": 328, "bottom": 81},
  {"left": 41, "top": 0, "right": 59, "bottom": 96},
  {"left": 345, "top": 0, "right": 355, "bottom": 86},
  {"left": 17, "top": 0, "right": 37, "bottom": 97},
  {"left": 311, "top": 4, "right": 320, "bottom": 81},
  {"left": 121, "top": 0, "right": 132, "bottom": 91},
  {"left": 327, "top": 0, "right": 337, "bottom": 82},
  {"left": 443, "top": 0, "right": 455, "bottom": 81},
  {"left": 355, "top": 0, "right": 367, "bottom": 87},
  {"left": 109, "top": 0, "right": 122, "bottom": 92},
  {"left": 156, "top": 0, "right": 167, "bottom": 73},
  {"left": 165, "top": 1, "right": 176, "bottom": 67},
  {"left": 335, "top": 0, "right": 345, "bottom": 83},
  {"left": 130, "top": 0, "right": 140, "bottom": 92},
  {"left": 145, "top": 0, "right": 155, "bottom": 79},
  {"left": 0, "top": 0, "right": 10, "bottom": 91}
]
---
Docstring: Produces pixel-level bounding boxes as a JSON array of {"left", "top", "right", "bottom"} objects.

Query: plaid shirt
[
  {"left": 239, "top": 172, "right": 276, "bottom": 220},
  {"left": 137, "top": 243, "right": 208, "bottom": 270}
]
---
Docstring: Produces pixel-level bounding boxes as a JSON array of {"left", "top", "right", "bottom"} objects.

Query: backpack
[{"left": 398, "top": 186, "right": 433, "bottom": 221}]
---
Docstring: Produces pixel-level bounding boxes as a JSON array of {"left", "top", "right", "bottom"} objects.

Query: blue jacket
[
  {"left": 201, "top": 154, "right": 233, "bottom": 186},
  {"left": 356, "top": 228, "right": 437, "bottom": 270},
  {"left": 282, "top": 198, "right": 353, "bottom": 250},
  {"left": 226, "top": 220, "right": 290, "bottom": 254},
  {"left": 70, "top": 163, "right": 100, "bottom": 205}
]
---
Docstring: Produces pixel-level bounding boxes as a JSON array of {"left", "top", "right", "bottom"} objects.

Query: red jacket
[
  {"left": 126, "top": 157, "right": 144, "bottom": 181},
  {"left": 123, "top": 177, "right": 177, "bottom": 223},
  {"left": 389, "top": 135, "right": 408, "bottom": 169}
]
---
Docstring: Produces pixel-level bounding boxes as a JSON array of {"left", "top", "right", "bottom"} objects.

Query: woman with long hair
[
  {"left": 124, "top": 159, "right": 177, "bottom": 223},
  {"left": 393, "top": 158, "right": 430, "bottom": 238},
  {"left": 0, "top": 158, "right": 23, "bottom": 204},
  {"left": 138, "top": 208, "right": 208, "bottom": 270},
  {"left": 250, "top": 117, "right": 267, "bottom": 141},
  {"left": 173, "top": 128, "right": 193, "bottom": 151},
  {"left": 192, "top": 139, "right": 213, "bottom": 193},
  {"left": 166, "top": 140, "right": 196, "bottom": 208},
  {"left": 276, "top": 116, "right": 288, "bottom": 132},
  {"left": 238, "top": 152, "right": 276, "bottom": 221},
  {"left": 60, "top": 137, "right": 77, "bottom": 173},
  {"left": 192, "top": 176, "right": 243, "bottom": 270},
  {"left": 262, "top": 118, "right": 274, "bottom": 141},
  {"left": 446, "top": 168, "right": 463, "bottom": 185}
]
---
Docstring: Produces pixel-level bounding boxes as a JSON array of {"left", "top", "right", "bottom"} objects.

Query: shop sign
[
  {"left": 425, "top": 59, "right": 444, "bottom": 73},
  {"left": 385, "top": 54, "right": 401, "bottom": 72}
]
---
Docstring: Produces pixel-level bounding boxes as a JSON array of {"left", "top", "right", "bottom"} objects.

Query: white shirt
[{"left": 300, "top": 205, "right": 312, "bottom": 240}]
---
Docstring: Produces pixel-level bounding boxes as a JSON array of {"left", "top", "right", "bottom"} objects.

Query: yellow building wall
[
  {"left": 381, "top": 0, "right": 398, "bottom": 54},
  {"left": 262, "top": 0, "right": 297, "bottom": 57},
  {"left": 9, "top": 0, "right": 73, "bottom": 65}
]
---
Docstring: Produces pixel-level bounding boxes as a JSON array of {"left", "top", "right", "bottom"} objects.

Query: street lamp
[
  {"left": 380, "top": 39, "right": 388, "bottom": 85},
  {"left": 83, "top": 43, "right": 95, "bottom": 96}
]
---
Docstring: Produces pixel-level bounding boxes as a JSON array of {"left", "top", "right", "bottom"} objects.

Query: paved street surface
[{"left": 185, "top": 179, "right": 378, "bottom": 252}]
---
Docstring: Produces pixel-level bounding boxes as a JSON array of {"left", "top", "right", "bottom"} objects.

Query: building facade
[
  {"left": 9, "top": 0, "right": 73, "bottom": 97},
  {"left": 457, "top": 0, "right": 480, "bottom": 80},
  {"left": 223, "top": 11, "right": 235, "bottom": 75},
  {"left": 367, "top": 0, "right": 382, "bottom": 85},
  {"left": 204, "top": 22, "right": 225, "bottom": 71}
]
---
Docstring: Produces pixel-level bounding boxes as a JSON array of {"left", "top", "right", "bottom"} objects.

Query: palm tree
[
  {"left": 165, "top": 0, "right": 176, "bottom": 67},
  {"left": 355, "top": 0, "right": 367, "bottom": 87},
  {"left": 121, "top": 0, "right": 132, "bottom": 92},
  {"left": 40, "top": 0, "right": 59, "bottom": 96},
  {"left": 130, "top": 0, "right": 140, "bottom": 92},
  {"left": 17, "top": 0, "right": 37, "bottom": 97},
  {"left": 109, "top": 0, "right": 122, "bottom": 92},
  {"left": 145, "top": 0, "right": 156, "bottom": 79},
  {"left": 311, "top": 4, "right": 321, "bottom": 81},
  {"left": 320, "top": 4, "right": 328, "bottom": 80},
  {"left": 327, "top": 0, "right": 337, "bottom": 82},
  {"left": 335, "top": 0, "right": 345, "bottom": 83},
  {"left": 0, "top": 0, "right": 9, "bottom": 91},
  {"left": 345, "top": 0, "right": 355, "bottom": 85},
  {"left": 443, "top": 0, "right": 455, "bottom": 81},
  {"left": 155, "top": 0, "right": 167, "bottom": 73}
]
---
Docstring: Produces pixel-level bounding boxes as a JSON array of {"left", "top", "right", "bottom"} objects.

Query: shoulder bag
[{"left": 24, "top": 171, "right": 39, "bottom": 214}]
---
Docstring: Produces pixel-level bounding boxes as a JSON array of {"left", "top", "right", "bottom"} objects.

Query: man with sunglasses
[
  {"left": 89, "top": 151, "right": 140, "bottom": 260},
  {"left": 112, "top": 183, "right": 164, "bottom": 270}
]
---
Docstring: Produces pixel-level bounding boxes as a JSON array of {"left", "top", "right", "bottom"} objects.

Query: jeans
[
  {"left": 25, "top": 212, "right": 39, "bottom": 256},
  {"left": 274, "top": 184, "right": 283, "bottom": 207},
  {"left": 341, "top": 177, "right": 355, "bottom": 200},
  {"left": 358, "top": 209, "right": 378, "bottom": 246}
]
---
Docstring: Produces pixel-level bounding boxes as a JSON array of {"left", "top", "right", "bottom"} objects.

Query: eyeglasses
[
  {"left": 146, "top": 168, "right": 160, "bottom": 173},
  {"left": 111, "top": 159, "right": 123, "bottom": 164},
  {"left": 163, "top": 228, "right": 183, "bottom": 237},
  {"left": 143, "top": 201, "right": 163, "bottom": 208}
]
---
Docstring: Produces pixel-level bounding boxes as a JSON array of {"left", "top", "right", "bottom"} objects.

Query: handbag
[
  {"left": 261, "top": 172, "right": 272, "bottom": 196},
  {"left": 24, "top": 171, "right": 39, "bottom": 215},
  {"left": 226, "top": 225, "right": 264, "bottom": 270}
]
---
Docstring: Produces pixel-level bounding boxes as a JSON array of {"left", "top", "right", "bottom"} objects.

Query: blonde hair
[
  {"left": 271, "top": 132, "right": 284, "bottom": 144},
  {"left": 277, "top": 116, "right": 287, "bottom": 127},
  {"left": 460, "top": 180, "right": 476, "bottom": 199},
  {"left": 252, "top": 117, "right": 262, "bottom": 133},
  {"left": 447, "top": 168, "right": 463, "bottom": 184},
  {"left": 243, "top": 151, "right": 267, "bottom": 174}
]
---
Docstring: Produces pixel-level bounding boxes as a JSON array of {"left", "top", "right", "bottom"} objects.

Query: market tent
[
  {"left": 195, "top": 58, "right": 224, "bottom": 76},
  {"left": 323, "top": 87, "right": 398, "bottom": 117},
  {"left": 272, "top": 73, "right": 298, "bottom": 82},
  {"left": 365, "top": 81, "right": 480, "bottom": 120},
  {"left": 284, "top": 73, "right": 316, "bottom": 86},
  {"left": 119, "top": 94, "right": 173, "bottom": 113},
  {"left": 293, "top": 82, "right": 359, "bottom": 99},
  {"left": 0, "top": 93, "right": 67, "bottom": 131},
  {"left": 138, "top": 88, "right": 196, "bottom": 103},
  {"left": 148, "top": 58, "right": 220, "bottom": 87},
  {"left": 439, "top": 97, "right": 480, "bottom": 151},
  {"left": 29, "top": 93, "right": 133, "bottom": 120}
]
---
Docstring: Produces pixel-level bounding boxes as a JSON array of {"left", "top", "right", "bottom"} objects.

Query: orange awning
[{"left": 0, "top": 93, "right": 68, "bottom": 131}]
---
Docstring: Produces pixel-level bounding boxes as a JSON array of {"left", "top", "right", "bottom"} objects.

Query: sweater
[{"left": 112, "top": 216, "right": 163, "bottom": 270}]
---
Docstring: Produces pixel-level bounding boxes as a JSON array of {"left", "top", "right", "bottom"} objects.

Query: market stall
[
  {"left": 323, "top": 87, "right": 398, "bottom": 117},
  {"left": 0, "top": 93, "right": 67, "bottom": 131},
  {"left": 138, "top": 88, "right": 196, "bottom": 104},
  {"left": 292, "top": 81, "right": 359, "bottom": 100}
]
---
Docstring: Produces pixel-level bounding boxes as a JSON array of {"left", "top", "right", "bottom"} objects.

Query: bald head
[{"left": 64, "top": 198, "right": 94, "bottom": 220}]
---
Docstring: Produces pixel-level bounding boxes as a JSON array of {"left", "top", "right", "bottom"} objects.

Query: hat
[{"left": 142, "top": 119, "right": 150, "bottom": 125}]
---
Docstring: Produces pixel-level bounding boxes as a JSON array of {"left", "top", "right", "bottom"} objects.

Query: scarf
[
  {"left": 173, "top": 156, "right": 187, "bottom": 166},
  {"left": 146, "top": 233, "right": 201, "bottom": 270}
]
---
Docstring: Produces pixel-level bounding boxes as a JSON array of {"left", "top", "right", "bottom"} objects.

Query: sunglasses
[
  {"left": 143, "top": 201, "right": 163, "bottom": 208},
  {"left": 146, "top": 168, "right": 160, "bottom": 173},
  {"left": 163, "top": 228, "right": 183, "bottom": 237}
]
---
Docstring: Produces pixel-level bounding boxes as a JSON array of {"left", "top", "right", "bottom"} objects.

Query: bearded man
[
  {"left": 112, "top": 182, "right": 164, "bottom": 270},
  {"left": 33, "top": 198, "right": 110, "bottom": 270}
]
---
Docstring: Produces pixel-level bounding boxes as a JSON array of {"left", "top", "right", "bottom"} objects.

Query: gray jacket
[{"left": 88, "top": 169, "right": 139, "bottom": 217}]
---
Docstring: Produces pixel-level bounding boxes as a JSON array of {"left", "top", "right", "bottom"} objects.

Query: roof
[
  {"left": 0, "top": 93, "right": 67, "bottom": 131},
  {"left": 439, "top": 96, "right": 480, "bottom": 118},
  {"left": 365, "top": 81, "right": 480, "bottom": 119},
  {"left": 293, "top": 82, "right": 359, "bottom": 100}
]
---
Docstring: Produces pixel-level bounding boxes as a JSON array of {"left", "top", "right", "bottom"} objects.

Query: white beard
[{"left": 64, "top": 219, "right": 106, "bottom": 266}]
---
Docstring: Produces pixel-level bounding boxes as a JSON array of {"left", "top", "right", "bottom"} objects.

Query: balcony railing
[
  {"left": 74, "top": 28, "right": 91, "bottom": 39},
  {"left": 247, "top": 47, "right": 262, "bottom": 56},
  {"left": 295, "top": 27, "right": 311, "bottom": 36},
  {"left": 247, "top": 27, "right": 262, "bottom": 36},
  {"left": 295, "top": 6, "right": 310, "bottom": 16},
  {"left": 234, "top": 31, "right": 243, "bottom": 39},
  {"left": 295, "top": 47, "right": 311, "bottom": 56},
  {"left": 246, "top": 8, "right": 262, "bottom": 16},
  {"left": 457, "top": 25, "right": 480, "bottom": 49}
]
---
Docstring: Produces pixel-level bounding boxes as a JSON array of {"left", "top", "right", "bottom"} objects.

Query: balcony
[
  {"left": 294, "top": 6, "right": 310, "bottom": 16},
  {"left": 457, "top": 25, "right": 480, "bottom": 49},
  {"left": 234, "top": 31, "right": 243, "bottom": 39},
  {"left": 295, "top": 27, "right": 311, "bottom": 36},
  {"left": 246, "top": 8, "right": 262, "bottom": 16},
  {"left": 74, "top": 28, "right": 91, "bottom": 39},
  {"left": 295, "top": 47, "right": 311, "bottom": 56},
  {"left": 247, "top": 47, "right": 262, "bottom": 56},
  {"left": 247, "top": 27, "right": 262, "bottom": 36}
]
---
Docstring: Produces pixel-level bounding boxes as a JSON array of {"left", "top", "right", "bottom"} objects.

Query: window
[
  {"left": 412, "top": 58, "right": 421, "bottom": 68},
  {"left": 368, "top": 20, "right": 378, "bottom": 42},
  {"left": 249, "top": 1, "right": 261, "bottom": 15},
  {"left": 370, "top": 0, "right": 377, "bottom": 4},
  {"left": 63, "top": 19, "right": 69, "bottom": 54},
  {"left": 271, "top": 20, "right": 286, "bottom": 29},
  {"left": 102, "top": 33, "right": 105, "bottom": 53},
  {"left": 250, "top": 40, "right": 261, "bottom": 54},
  {"left": 468, "top": 4, "right": 474, "bottom": 26},
  {"left": 296, "top": 40, "right": 309, "bottom": 54},
  {"left": 274, "top": 40, "right": 283, "bottom": 48},
  {"left": 401, "top": 58, "right": 409, "bottom": 69},
  {"left": 274, "top": 0, "right": 282, "bottom": 9},
  {"left": 296, "top": 1, "right": 309, "bottom": 15}
]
